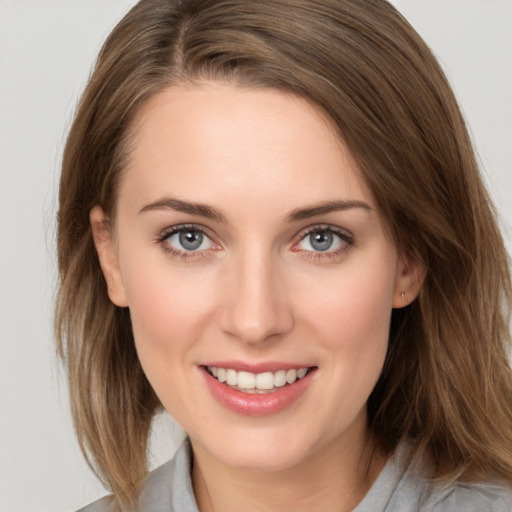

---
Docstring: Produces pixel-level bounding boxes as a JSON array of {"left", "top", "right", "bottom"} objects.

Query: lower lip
[{"left": 202, "top": 367, "right": 315, "bottom": 416}]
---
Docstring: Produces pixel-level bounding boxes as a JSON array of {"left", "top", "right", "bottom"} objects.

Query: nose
[{"left": 219, "top": 250, "right": 294, "bottom": 346}]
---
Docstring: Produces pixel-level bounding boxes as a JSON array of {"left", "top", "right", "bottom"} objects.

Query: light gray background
[{"left": 1, "top": 1, "right": 511, "bottom": 511}]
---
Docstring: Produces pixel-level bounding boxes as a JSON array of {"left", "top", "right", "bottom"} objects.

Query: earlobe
[
  {"left": 90, "top": 205, "right": 128, "bottom": 307},
  {"left": 393, "top": 254, "right": 426, "bottom": 309}
]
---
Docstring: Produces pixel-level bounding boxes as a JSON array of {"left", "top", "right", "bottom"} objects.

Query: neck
[{"left": 191, "top": 425, "right": 386, "bottom": 512}]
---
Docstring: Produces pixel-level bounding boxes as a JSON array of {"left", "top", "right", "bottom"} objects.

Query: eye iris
[
  {"left": 310, "top": 231, "right": 333, "bottom": 251},
  {"left": 179, "top": 230, "right": 203, "bottom": 250}
]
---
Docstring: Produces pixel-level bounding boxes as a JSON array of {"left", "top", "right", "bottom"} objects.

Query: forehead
[{"left": 119, "top": 83, "right": 375, "bottom": 216}]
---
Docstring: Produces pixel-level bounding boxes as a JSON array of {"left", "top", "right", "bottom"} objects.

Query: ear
[
  {"left": 90, "top": 205, "right": 128, "bottom": 307},
  {"left": 392, "top": 253, "right": 426, "bottom": 309}
]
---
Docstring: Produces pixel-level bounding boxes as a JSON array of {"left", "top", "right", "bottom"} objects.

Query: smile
[
  {"left": 206, "top": 366, "right": 310, "bottom": 394},
  {"left": 202, "top": 364, "right": 316, "bottom": 416}
]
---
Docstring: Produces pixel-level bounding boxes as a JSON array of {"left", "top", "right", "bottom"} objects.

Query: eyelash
[
  {"left": 156, "top": 224, "right": 355, "bottom": 262},
  {"left": 156, "top": 224, "right": 219, "bottom": 262},
  {"left": 292, "top": 225, "right": 355, "bottom": 262}
]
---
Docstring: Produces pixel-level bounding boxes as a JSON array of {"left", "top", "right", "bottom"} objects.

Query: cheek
[
  {"left": 122, "top": 265, "right": 217, "bottom": 416},
  {"left": 303, "top": 254, "right": 396, "bottom": 341},
  {"left": 119, "top": 252, "right": 218, "bottom": 381},
  {"left": 126, "top": 268, "right": 212, "bottom": 344},
  {"left": 298, "top": 253, "right": 397, "bottom": 401}
]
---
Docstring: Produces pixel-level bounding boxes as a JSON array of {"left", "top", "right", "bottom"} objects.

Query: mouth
[
  {"left": 204, "top": 365, "right": 314, "bottom": 394},
  {"left": 201, "top": 363, "right": 317, "bottom": 416}
]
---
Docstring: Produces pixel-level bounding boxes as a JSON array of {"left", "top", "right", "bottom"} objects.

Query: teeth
[
  {"left": 274, "top": 370, "right": 287, "bottom": 387},
  {"left": 207, "top": 366, "right": 310, "bottom": 391},
  {"left": 237, "top": 371, "right": 255, "bottom": 389},
  {"left": 256, "top": 372, "right": 274, "bottom": 390},
  {"left": 226, "top": 369, "right": 237, "bottom": 386},
  {"left": 286, "top": 369, "right": 297, "bottom": 384}
]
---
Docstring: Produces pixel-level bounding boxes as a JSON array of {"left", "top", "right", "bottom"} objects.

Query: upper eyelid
[
  {"left": 158, "top": 223, "right": 215, "bottom": 240},
  {"left": 295, "top": 224, "right": 353, "bottom": 241}
]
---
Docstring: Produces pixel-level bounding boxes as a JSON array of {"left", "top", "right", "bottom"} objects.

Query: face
[{"left": 92, "top": 83, "right": 421, "bottom": 473}]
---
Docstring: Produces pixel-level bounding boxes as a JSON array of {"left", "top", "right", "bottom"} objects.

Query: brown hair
[{"left": 56, "top": 0, "right": 512, "bottom": 504}]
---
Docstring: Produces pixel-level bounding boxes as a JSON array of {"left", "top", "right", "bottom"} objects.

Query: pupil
[
  {"left": 310, "top": 231, "right": 332, "bottom": 251},
  {"left": 179, "top": 230, "right": 203, "bottom": 250}
]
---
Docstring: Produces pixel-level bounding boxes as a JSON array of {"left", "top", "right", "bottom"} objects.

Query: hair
[{"left": 56, "top": 0, "right": 512, "bottom": 505}]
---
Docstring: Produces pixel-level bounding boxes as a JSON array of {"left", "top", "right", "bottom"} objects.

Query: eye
[
  {"left": 293, "top": 226, "right": 353, "bottom": 255},
  {"left": 301, "top": 230, "right": 338, "bottom": 252},
  {"left": 160, "top": 225, "right": 218, "bottom": 254}
]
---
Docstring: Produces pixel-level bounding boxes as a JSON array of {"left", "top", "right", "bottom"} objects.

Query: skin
[{"left": 91, "top": 83, "right": 424, "bottom": 512}]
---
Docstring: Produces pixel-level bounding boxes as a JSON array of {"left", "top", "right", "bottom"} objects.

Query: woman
[{"left": 56, "top": 0, "right": 512, "bottom": 510}]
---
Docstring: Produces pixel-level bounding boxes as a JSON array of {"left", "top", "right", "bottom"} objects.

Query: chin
[{"left": 190, "top": 423, "right": 326, "bottom": 473}]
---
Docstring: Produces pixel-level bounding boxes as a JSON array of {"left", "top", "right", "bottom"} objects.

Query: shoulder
[
  {"left": 77, "top": 495, "right": 116, "bottom": 512},
  {"left": 424, "top": 480, "right": 512, "bottom": 512},
  {"left": 392, "top": 444, "right": 512, "bottom": 512},
  {"left": 355, "top": 442, "right": 512, "bottom": 512},
  {"left": 404, "top": 446, "right": 512, "bottom": 512},
  {"left": 76, "top": 439, "right": 198, "bottom": 512}
]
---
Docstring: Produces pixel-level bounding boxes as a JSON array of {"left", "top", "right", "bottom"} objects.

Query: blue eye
[
  {"left": 308, "top": 231, "right": 335, "bottom": 251},
  {"left": 296, "top": 228, "right": 351, "bottom": 253},
  {"left": 178, "top": 229, "right": 203, "bottom": 250},
  {"left": 164, "top": 227, "right": 215, "bottom": 252}
]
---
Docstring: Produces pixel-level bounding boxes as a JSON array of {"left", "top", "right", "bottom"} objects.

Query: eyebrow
[
  {"left": 286, "top": 200, "right": 372, "bottom": 222},
  {"left": 138, "top": 197, "right": 372, "bottom": 223},
  {"left": 138, "top": 198, "right": 227, "bottom": 222}
]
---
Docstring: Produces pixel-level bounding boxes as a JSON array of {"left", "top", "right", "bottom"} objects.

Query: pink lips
[{"left": 201, "top": 363, "right": 315, "bottom": 417}]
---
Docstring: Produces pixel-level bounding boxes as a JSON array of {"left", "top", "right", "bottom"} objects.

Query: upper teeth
[{"left": 208, "top": 366, "right": 309, "bottom": 390}]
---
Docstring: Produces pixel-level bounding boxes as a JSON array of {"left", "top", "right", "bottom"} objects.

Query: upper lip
[{"left": 201, "top": 361, "right": 315, "bottom": 373}]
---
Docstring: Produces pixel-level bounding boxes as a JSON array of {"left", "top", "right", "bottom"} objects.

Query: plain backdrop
[{"left": 0, "top": 1, "right": 511, "bottom": 511}]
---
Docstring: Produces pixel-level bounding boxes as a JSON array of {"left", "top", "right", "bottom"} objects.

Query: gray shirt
[{"left": 79, "top": 440, "right": 512, "bottom": 512}]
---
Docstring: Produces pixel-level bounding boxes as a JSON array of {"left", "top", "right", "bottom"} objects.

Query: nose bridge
[{"left": 220, "top": 243, "right": 293, "bottom": 344}]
